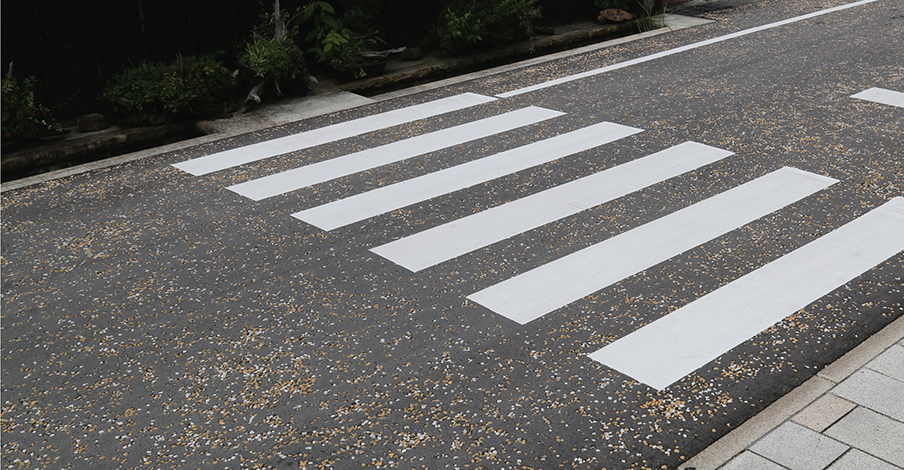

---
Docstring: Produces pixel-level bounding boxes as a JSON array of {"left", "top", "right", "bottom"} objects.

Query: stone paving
[{"left": 684, "top": 316, "right": 904, "bottom": 470}]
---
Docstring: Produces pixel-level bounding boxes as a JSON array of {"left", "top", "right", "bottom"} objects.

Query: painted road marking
[
  {"left": 589, "top": 197, "right": 904, "bottom": 391},
  {"left": 497, "top": 0, "right": 879, "bottom": 98},
  {"left": 467, "top": 167, "right": 838, "bottom": 324},
  {"left": 372, "top": 141, "right": 732, "bottom": 271},
  {"left": 227, "top": 107, "right": 565, "bottom": 200},
  {"left": 851, "top": 87, "right": 904, "bottom": 108},
  {"left": 294, "top": 122, "right": 643, "bottom": 231},
  {"left": 172, "top": 92, "right": 497, "bottom": 176}
]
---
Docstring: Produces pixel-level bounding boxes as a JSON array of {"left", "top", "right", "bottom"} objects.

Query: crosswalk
[{"left": 173, "top": 87, "right": 904, "bottom": 390}]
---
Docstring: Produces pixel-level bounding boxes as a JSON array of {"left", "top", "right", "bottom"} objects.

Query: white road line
[
  {"left": 589, "top": 197, "right": 904, "bottom": 391},
  {"left": 295, "top": 122, "right": 643, "bottom": 231},
  {"left": 467, "top": 167, "right": 838, "bottom": 325},
  {"left": 172, "top": 93, "right": 497, "bottom": 176},
  {"left": 851, "top": 87, "right": 904, "bottom": 108},
  {"left": 372, "top": 141, "right": 730, "bottom": 271},
  {"left": 497, "top": 0, "right": 879, "bottom": 98},
  {"left": 228, "top": 107, "right": 565, "bottom": 201}
]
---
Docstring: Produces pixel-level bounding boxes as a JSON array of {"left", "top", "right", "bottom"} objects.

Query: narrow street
[{"left": 2, "top": 0, "right": 902, "bottom": 468}]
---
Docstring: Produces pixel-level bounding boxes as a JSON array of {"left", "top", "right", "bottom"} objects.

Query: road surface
[{"left": 2, "top": 0, "right": 902, "bottom": 468}]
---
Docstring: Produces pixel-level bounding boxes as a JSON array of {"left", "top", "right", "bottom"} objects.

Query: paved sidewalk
[{"left": 683, "top": 315, "right": 904, "bottom": 470}]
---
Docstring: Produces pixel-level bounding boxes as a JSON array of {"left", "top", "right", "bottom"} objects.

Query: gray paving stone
[
  {"left": 750, "top": 422, "right": 849, "bottom": 470},
  {"left": 867, "top": 344, "right": 904, "bottom": 383},
  {"left": 794, "top": 394, "right": 858, "bottom": 432},
  {"left": 825, "top": 407, "right": 904, "bottom": 467},
  {"left": 720, "top": 450, "right": 788, "bottom": 470},
  {"left": 832, "top": 369, "right": 904, "bottom": 421},
  {"left": 827, "top": 449, "right": 902, "bottom": 470},
  {"left": 818, "top": 317, "right": 904, "bottom": 385}
]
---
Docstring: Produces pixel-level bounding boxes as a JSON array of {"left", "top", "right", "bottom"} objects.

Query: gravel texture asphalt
[{"left": 2, "top": 0, "right": 902, "bottom": 469}]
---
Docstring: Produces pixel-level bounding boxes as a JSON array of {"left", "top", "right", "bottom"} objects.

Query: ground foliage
[
  {"left": 431, "top": 0, "right": 542, "bottom": 54},
  {"left": 241, "top": 37, "right": 307, "bottom": 82},
  {"left": 99, "top": 55, "right": 236, "bottom": 126},
  {"left": 1, "top": 72, "right": 56, "bottom": 142}
]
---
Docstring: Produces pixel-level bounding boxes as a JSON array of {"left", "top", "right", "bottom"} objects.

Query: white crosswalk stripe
[
  {"left": 851, "top": 87, "right": 904, "bottom": 108},
  {"left": 589, "top": 197, "right": 904, "bottom": 390},
  {"left": 293, "top": 122, "right": 643, "bottom": 231},
  {"left": 227, "top": 106, "right": 564, "bottom": 200},
  {"left": 371, "top": 141, "right": 732, "bottom": 271},
  {"left": 466, "top": 167, "right": 838, "bottom": 324},
  {"left": 172, "top": 92, "right": 497, "bottom": 175}
]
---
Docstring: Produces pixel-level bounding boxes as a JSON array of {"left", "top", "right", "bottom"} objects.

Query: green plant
[
  {"left": 327, "top": 40, "right": 366, "bottom": 77},
  {"left": 431, "top": 0, "right": 541, "bottom": 53},
  {"left": 302, "top": 1, "right": 355, "bottom": 64},
  {"left": 481, "top": 0, "right": 542, "bottom": 45},
  {"left": 100, "top": 54, "right": 236, "bottom": 125},
  {"left": 252, "top": 1, "right": 303, "bottom": 42},
  {"left": 634, "top": 0, "right": 667, "bottom": 32},
  {"left": 1, "top": 70, "right": 56, "bottom": 141},
  {"left": 241, "top": 37, "right": 305, "bottom": 80},
  {"left": 241, "top": 0, "right": 309, "bottom": 103},
  {"left": 434, "top": 6, "right": 484, "bottom": 52}
]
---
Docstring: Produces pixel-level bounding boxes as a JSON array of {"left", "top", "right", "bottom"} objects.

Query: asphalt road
[{"left": 2, "top": 0, "right": 902, "bottom": 468}]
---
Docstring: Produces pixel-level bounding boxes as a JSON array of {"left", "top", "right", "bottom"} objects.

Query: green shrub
[
  {"left": 240, "top": 1, "right": 310, "bottom": 103},
  {"left": 327, "top": 39, "right": 366, "bottom": 78},
  {"left": 251, "top": 1, "right": 304, "bottom": 42},
  {"left": 302, "top": 1, "right": 356, "bottom": 64},
  {"left": 434, "top": 6, "right": 484, "bottom": 52},
  {"left": 300, "top": 1, "right": 385, "bottom": 80},
  {"left": 241, "top": 37, "right": 306, "bottom": 80},
  {"left": 479, "top": 0, "right": 542, "bottom": 46},
  {"left": 1, "top": 72, "right": 56, "bottom": 141},
  {"left": 432, "top": 0, "right": 541, "bottom": 53},
  {"left": 100, "top": 54, "right": 236, "bottom": 125}
]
